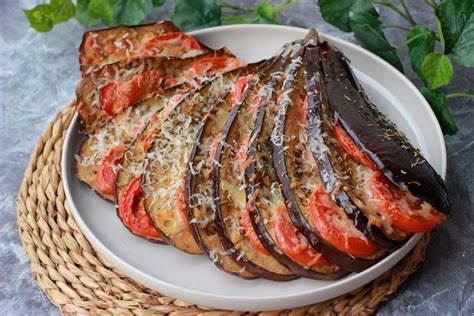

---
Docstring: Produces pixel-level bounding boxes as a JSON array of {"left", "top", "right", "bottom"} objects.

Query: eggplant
[
  {"left": 244, "top": 47, "right": 349, "bottom": 280},
  {"left": 79, "top": 21, "right": 207, "bottom": 74},
  {"left": 211, "top": 56, "right": 298, "bottom": 281},
  {"left": 114, "top": 87, "right": 196, "bottom": 243},
  {"left": 76, "top": 48, "right": 236, "bottom": 133},
  {"left": 141, "top": 65, "right": 262, "bottom": 255},
  {"left": 183, "top": 59, "right": 274, "bottom": 278},
  {"left": 320, "top": 45, "right": 450, "bottom": 214},
  {"left": 304, "top": 44, "right": 405, "bottom": 249},
  {"left": 75, "top": 81, "right": 193, "bottom": 202},
  {"left": 271, "top": 45, "right": 385, "bottom": 272}
]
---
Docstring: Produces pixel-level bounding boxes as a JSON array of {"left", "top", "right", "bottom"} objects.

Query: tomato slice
[
  {"left": 96, "top": 145, "right": 128, "bottom": 196},
  {"left": 309, "top": 185, "right": 379, "bottom": 257},
  {"left": 184, "top": 57, "right": 244, "bottom": 80},
  {"left": 241, "top": 207, "right": 269, "bottom": 255},
  {"left": 333, "top": 122, "right": 443, "bottom": 233},
  {"left": 272, "top": 205, "right": 329, "bottom": 267},
  {"left": 332, "top": 122, "right": 378, "bottom": 170},
  {"left": 100, "top": 70, "right": 172, "bottom": 117},
  {"left": 369, "top": 173, "right": 443, "bottom": 233},
  {"left": 141, "top": 32, "right": 201, "bottom": 57},
  {"left": 119, "top": 176, "right": 161, "bottom": 239},
  {"left": 176, "top": 184, "right": 190, "bottom": 230},
  {"left": 80, "top": 35, "right": 101, "bottom": 67}
]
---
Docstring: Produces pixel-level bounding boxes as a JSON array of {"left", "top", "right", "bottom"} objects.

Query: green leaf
[
  {"left": 254, "top": 2, "right": 281, "bottom": 24},
  {"left": 149, "top": 0, "right": 165, "bottom": 7},
  {"left": 75, "top": 0, "right": 99, "bottom": 26},
  {"left": 318, "top": 0, "right": 354, "bottom": 32},
  {"left": 421, "top": 53, "right": 453, "bottom": 89},
  {"left": 118, "top": 0, "right": 146, "bottom": 25},
  {"left": 435, "top": 0, "right": 472, "bottom": 53},
  {"left": 420, "top": 88, "right": 458, "bottom": 135},
  {"left": 452, "top": 14, "right": 474, "bottom": 67},
  {"left": 24, "top": 4, "right": 54, "bottom": 32},
  {"left": 172, "top": 0, "right": 221, "bottom": 31},
  {"left": 50, "top": 0, "right": 75, "bottom": 24},
  {"left": 352, "top": 24, "right": 404, "bottom": 72},
  {"left": 407, "top": 26, "right": 435, "bottom": 79},
  {"left": 87, "top": 0, "right": 114, "bottom": 22},
  {"left": 318, "top": 0, "right": 381, "bottom": 32}
]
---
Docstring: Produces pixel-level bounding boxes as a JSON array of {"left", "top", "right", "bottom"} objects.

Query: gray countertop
[{"left": 0, "top": 0, "right": 472, "bottom": 315}]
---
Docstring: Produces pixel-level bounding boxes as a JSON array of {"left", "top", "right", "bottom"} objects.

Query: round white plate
[{"left": 62, "top": 25, "right": 447, "bottom": 311}]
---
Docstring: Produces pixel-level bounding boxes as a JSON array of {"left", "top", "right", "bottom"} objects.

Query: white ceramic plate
[{"left": 62, "top": 25, "right": 447, "bottom": 311}]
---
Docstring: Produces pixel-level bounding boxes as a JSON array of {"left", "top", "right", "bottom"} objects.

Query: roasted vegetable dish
[{"left": 74, "top": 22, "right": 450, "bottom": 281}]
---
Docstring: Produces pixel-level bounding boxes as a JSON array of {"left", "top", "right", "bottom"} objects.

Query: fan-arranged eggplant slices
[{"left": 74, "top": 22, "right": 450, "bottom": 281}]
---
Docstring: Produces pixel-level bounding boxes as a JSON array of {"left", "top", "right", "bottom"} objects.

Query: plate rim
[{"left": 62, "top": 24, "right": 446, "bottom": 311}]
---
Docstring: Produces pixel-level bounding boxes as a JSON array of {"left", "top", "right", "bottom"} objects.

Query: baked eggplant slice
[
  {"left": 303, "top": 44, "right": 406, "bottom": 248},
  {"left": 306, "top": 42, "right": 445, "bottom": 243},
  {"left": 79, "top": 21, "right": 208, "bottom": 74},
  {"left": 210, "top": 56, "right": 297, "bottom": 280},
  {"left": 320, "top": 44, "right": 450, "bottom": 215},
  {"left": 141, "top": 66, "right": 261, "bottom": 254},
  {"left": 184, "top": 71, "right": 267, "bottom": 278},
  {"left": 75, "top": 87, "right": 181, "bottom": 201},
  {"left": 114, "top": 89, "right": 195, "bottom": 243},
  {"left": 244, "top": 47, "right": 348, "bottom": 280},
  {"left": 76, "top": 48, "right": 241, "bottom": 133},
  {"left": 271, "top": 45, "right": 384, "bottom": 272}
]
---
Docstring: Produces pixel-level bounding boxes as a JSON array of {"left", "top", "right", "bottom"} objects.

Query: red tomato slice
[
  {"left": 141, "top": 32, "right": 201, "bottom": 57},
  {"left": 184, "top": 57, "right": 245, "bottom": 80},
  {"left": 241, "top": 207, "right": 269, "bottom": 255},
  {"left": 309, "top": 186, "right": 379, "bottom": 257},
  {"left": 80, "top": 35, "right": 101, "bottom": 67},
  {"left": 176, "top": 184, "right": 190, "bottom": 230},
  {"left": 100, "top": 70, "right": 171, "bottom": 117},
  {"left": 332, "top": 122, "right": 378, "bottom": 170},
  {"left": 272, "top": 205, "right": 329, "bottom": 267},
  {"left": 96, "top": 145, "right": 128, "bottom": 196},
  {"left": 119, "top": 176, "right": 161, "bottom": 239},
  {"left": 369, "top": 173, "right": 443, "bottom": 233}
]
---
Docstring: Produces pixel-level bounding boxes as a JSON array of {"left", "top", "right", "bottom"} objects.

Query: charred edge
[
  {"left": 321, "top": 45, "right": 450, "bottom": 214},
  {"left": 304, "top": 45, "right": 402, "bottom": 252},
  {"left": 271, "top": 48, "right": 380, "bottom": 272}
]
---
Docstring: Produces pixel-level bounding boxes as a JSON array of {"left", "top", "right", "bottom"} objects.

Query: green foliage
[
  {"left": 172, "top": 0, "right": 222, "bottom": 31},
  {"left": 420, "top": 88, "right": 458, "bottom": 135},
  {"left": 421, "top": 53, "right": 453, "bottom": 90},
  {"left": 407, "top": 26, "right": 435, "bottom": 79},
  {"left": 318, "top": 0, "right": 474, "bottom": 135},
  {"left": 24, "top": 0, "right": 75, "bottom": 32}
]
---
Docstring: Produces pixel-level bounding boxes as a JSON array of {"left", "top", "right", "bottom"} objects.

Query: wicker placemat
[{"left": 16, "top": 104, "right": 429, "bottom": 315}]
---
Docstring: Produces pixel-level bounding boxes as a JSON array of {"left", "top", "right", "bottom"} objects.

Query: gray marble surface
[{"left": 0, "top": 0, "right": 472, "bottom": 315}]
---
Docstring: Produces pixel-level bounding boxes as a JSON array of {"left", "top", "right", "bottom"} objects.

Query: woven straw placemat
[{"left": 16, "top": 104, "right": 429, "bottom": 315}]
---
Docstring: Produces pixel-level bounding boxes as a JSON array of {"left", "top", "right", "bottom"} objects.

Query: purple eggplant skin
[
  {"left": 243, "top": 50, "right": 349, "bottom": 281},
  {"left": 270, "top": 46, "right": 384, "bottom": 273},
  {"left": 320, "top": 44, "right": 450, "bottom": 215},
  {"left": 305, "top": 45, "right": 402, "bottom": 252}
]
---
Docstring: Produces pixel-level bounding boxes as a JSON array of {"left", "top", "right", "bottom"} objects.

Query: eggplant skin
[
  {"left": 305, "top": 45, "right": 402, "bottom": 252},
  {"left": 321, "top": 45, "right": 450, "bottom": 214},
  {"left": 271, "top": 47, "right": 384, "bottom": 272}
]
